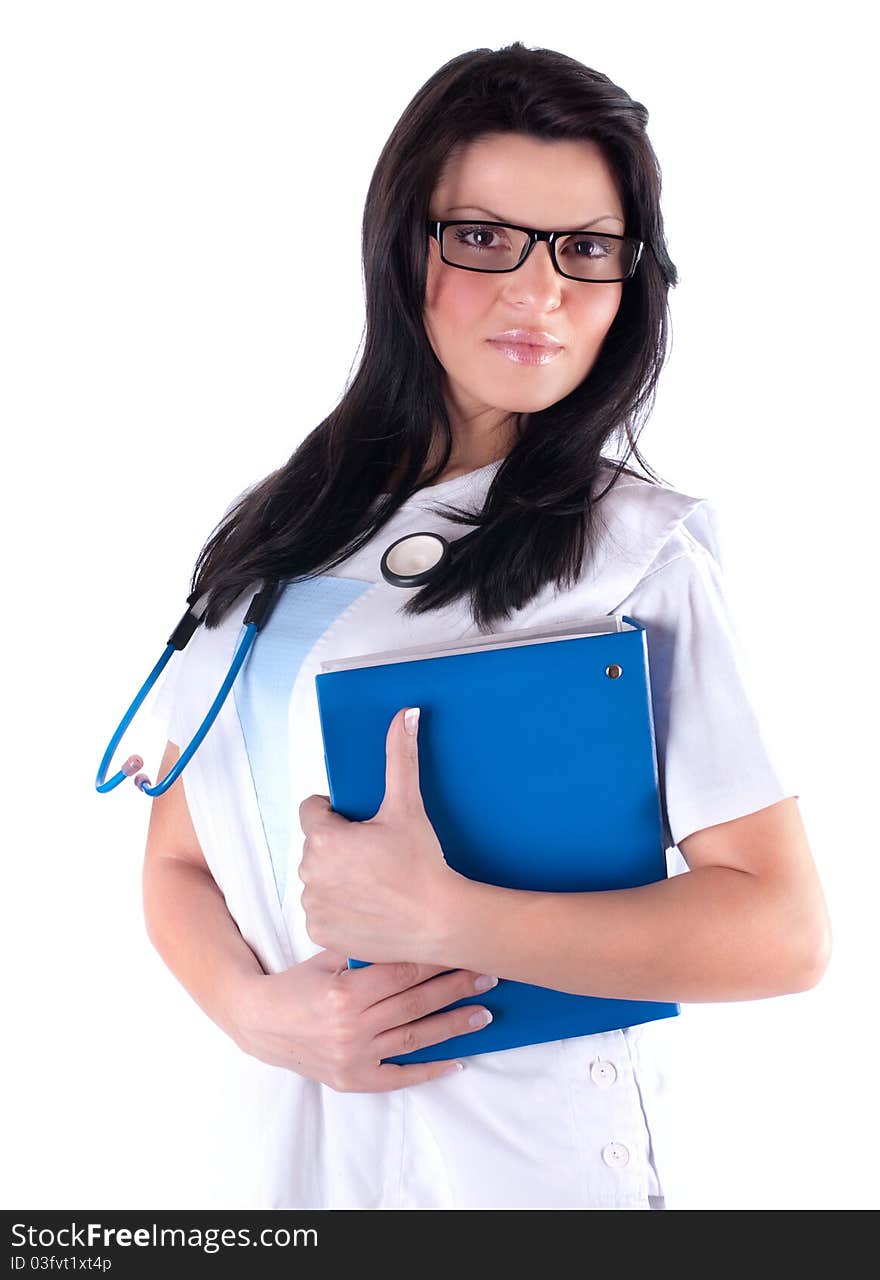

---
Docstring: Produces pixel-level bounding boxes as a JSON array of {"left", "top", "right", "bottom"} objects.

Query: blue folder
[{"left": 314, "top": 614, "right": 679, "bottom": 1064}]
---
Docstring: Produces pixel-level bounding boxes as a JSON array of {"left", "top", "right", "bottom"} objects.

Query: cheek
[
  {"left": 424, "top": 256, "right": 489, "bottom": 346},
  {"left": 568, "top": 286, "right": 622, "bottom": 367}
]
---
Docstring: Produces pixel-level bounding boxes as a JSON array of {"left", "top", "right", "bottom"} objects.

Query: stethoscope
[{"left": 95, "top": 530, "right": 454, "bottom": 798}]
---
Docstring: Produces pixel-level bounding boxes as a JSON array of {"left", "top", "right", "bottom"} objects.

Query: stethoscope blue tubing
[
  {"left": 95, "top": 622, "right": 260, "bottom": 797},
  {"left": 95, "top": 529, "right": 452, "bottom": 798}
]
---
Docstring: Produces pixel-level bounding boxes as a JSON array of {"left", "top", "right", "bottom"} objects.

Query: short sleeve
[{"left": 614, "top": 541, "right": 799, "bottom": 857}]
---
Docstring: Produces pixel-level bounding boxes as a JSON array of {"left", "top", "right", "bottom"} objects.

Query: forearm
[
  {"left": 142, "top": 854, "right": 265, "bottom": 1043},
  {"left": 430, "top": 865, "right": 817, "bottom": 1002}
]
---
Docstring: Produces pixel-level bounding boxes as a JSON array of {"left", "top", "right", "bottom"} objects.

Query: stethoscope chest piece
[{"left": 380, "top": 531, "right": 450, "bottom": 587}]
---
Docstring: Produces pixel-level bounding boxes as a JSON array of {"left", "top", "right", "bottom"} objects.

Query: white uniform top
[{"left": 151, "top": 457, "right": 796, "bottom": 1210}]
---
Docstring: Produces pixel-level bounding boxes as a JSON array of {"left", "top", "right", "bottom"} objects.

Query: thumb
[{"left": 379, "top": 706, "right": 424, "bottom": 819}]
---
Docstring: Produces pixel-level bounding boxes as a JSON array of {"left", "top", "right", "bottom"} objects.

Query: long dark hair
[{"left": 188, "top": 41, "right": 679, "bottom": 633}]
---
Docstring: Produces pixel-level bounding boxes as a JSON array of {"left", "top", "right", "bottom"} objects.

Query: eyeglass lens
[{"left": 441, "top": 223, "right": 637, "bottom": 281}]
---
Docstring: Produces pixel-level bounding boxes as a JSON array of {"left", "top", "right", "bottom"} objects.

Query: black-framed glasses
[{"left": 427, "top": 218, "right": 644, "bottom": 283}]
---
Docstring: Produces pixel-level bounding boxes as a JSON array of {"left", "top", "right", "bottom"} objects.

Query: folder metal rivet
[{"left": 605, "top": 663, "right": 624, "bottom": 679}]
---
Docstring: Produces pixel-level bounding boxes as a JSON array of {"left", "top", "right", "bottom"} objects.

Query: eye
[
  {"left": 560, "top": 235, "right": 615, "bottom": 259},
  {"left": 451, "top": 224, "right": 513, "bottom": 252}
]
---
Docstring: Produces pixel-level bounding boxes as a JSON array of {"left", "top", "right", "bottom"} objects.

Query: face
[{"left": 424, "top": 133, "right": 627, "bottom": 448}]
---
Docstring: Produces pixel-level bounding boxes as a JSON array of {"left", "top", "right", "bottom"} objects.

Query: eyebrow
[{"left": 445, "top": 205, "right": 625, "bottom": 229}]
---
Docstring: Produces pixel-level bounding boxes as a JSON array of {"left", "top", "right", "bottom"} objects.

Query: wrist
[{"left": 423, "top": 865, "right": 482, "bottom": 968}]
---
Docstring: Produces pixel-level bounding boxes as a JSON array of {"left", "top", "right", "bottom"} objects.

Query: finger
[
  {"left": 297, "top": 792, "right": 334, "bottom": 834},
  {"left": 341, "top": 959, "right": 456, "bottom": 1010},
  {"left": 369, "top": 1059, "right": 465, "bottom": 1091},
  {"left": 374, "top": 995, "right": 493, "bottom": 1062},
  {"left": 363, "top": 967, "right": 494, "bottom": 1040},
  {"left": 379, "top": 706, "right": 424, "bottom": 821}
]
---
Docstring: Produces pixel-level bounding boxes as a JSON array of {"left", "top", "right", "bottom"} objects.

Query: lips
[
  {"left": 488, "top": 329, "right": 562, "bottom": 348},
  {"left": 487, "top": 338, "right": 563, "bottom": 366}
]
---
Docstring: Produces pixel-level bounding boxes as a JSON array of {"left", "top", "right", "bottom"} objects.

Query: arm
[
  {"left": 142, "top": 742, "right": 265, "bottom": 1045},
  {"left": 143, "top": 742, "right": 503, "bottom": 1088},
  {"left": 426, "top": 796, "right": 832, "bottom": 1002}
]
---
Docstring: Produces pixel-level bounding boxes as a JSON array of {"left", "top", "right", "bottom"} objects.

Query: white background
[{"left": 3, "top": 0, "right": 877, "bottom": 1211}]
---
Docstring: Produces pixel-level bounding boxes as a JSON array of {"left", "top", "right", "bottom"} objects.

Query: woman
[{"left": 144, "top": 42, "right": 831, "bottom": 1210}]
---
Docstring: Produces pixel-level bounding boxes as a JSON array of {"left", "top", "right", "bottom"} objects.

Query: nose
[{"left": 503, "top": 238, "right": 563, "bottom": 301}]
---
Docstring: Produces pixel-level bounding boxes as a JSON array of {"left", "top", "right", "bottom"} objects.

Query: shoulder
[{"left": 590, "top": 462, "right": 724, "bottom": 611}]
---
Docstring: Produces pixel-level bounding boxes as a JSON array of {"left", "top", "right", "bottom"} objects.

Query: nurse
[{"left": 143, "top": 43, "right": 831, "bottom": 1210}]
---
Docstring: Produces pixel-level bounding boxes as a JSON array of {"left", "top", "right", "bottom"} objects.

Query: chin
[{"left": 483, "top": 384, "right": 570, "bottom": 414}]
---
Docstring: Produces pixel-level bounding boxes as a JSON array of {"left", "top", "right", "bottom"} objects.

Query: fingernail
[
  {"left": 441, "top": 1061, "right": 465, "bottom": 1075},
  {"left": 474, "top": 975, "right": 498, "bottom": 992},
  {"left": 469, "top": 1008, "right": 493, "bottom": 1027},
  {"left": 404, "top": 706, "right": 420, "bottom": 736}
]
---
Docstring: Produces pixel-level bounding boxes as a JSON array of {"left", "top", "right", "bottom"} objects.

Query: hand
[
  {"left": 232, "top": 949, "right": 498, "bottom": 1092},
  {"left": 298, "top": 706, "right": 460, "bottom": 963}
]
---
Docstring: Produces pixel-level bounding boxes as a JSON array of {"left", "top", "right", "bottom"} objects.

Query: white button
[
  {"left": 601, "top": 1142, "right": 630, "bottom": 1168},
  {"left": 590, "top": 1059, "right": 618, "bottom": 1086}
]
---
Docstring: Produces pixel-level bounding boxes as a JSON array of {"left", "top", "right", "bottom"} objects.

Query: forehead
[{"left": 432, "top": 133, "right": 625, "bottom": 227}]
